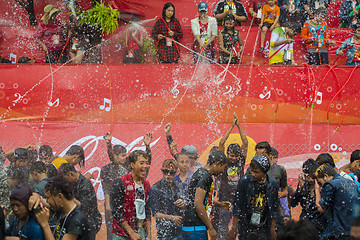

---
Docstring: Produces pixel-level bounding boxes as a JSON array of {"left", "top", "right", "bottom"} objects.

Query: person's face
[
  {"left": 162, "top": 167, "right": 177, "bottom": 184},
  {"left": 45, "top": 190, "right": 61, "bottom": 211},
  {"left": 39, "top": 153, "right": 53, "bottom": 164},
  {"left": 212, "top": 162, "right": 228, "bottom": 176},
  {"left": 113, "top": 152, "right": 126, "bottom": 165},
  {"left": 189, "top": 156, "right": 197, "bottom": 167},
  {"left": 64, "top": 172, "right": 77, "bottom": 183},
  {"left": 165, "top": 6, "right": 174, "bottom": 19},
  {"left": 69, "top": 155, "right": 81, "bottom": 166},
  {"left": 304, "top": 173, "right": 315, "bottom": 185},
  {"left": 178, "top": 155, "right": 190, "bottom": 173},
  {"left": 228, "top": 152, "right": 240, "bottom": 164},
  {"left": 270, "top": 155, "right": 278, "bottom": 165},
  {"left": 351, "top": 226, "right": 360, "bottom": 240},
  {"left": 10, "top": 199, "right": 29, "bottom": 220},
  {"left": 315, "top": 13, "right": 326, "bottom": 22},
  {"left": 316, "top": 177, "right": 326, "bottom": 187},
  {"left": 267, "top": 0, "right": 276, "bottom": 6},
  {"left": 287, "top": 28, "right": 296, "bottom": 37},
  {"left": 250, "top": 164, "right": 267, "bottom": 182},
  {"left": 30, "top": 171, "right": 40, "bottom": 182},
  {"left": 199, "top": 10, "right": 207, "bottom": 18},
  {"left": 14, "top": 159, "right": 26, "bottom": 168},
  {"left": 131, "top": 156, "right": 150, "bottom": 179},
  {"left": 224, "top": 20, "right": 235, "bottom": 30}
]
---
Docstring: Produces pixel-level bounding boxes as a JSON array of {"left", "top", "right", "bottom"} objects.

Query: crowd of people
[
  {"left": 0, "top": 114, "right": 360, "bottom": 240},
  {"left": 2, "top": 0, "right": 360, "bottom": 65}
]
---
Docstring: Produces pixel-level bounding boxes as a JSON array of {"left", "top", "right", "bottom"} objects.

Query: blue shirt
[
  {"left": 6, "top": 215, "right": 45, "bottom": 240},
  {"left": 174, "top": 171, "right": 193, "bottom": 198},
  {"left": 319, "top": 174, "right": 360, "bottom": 238}
]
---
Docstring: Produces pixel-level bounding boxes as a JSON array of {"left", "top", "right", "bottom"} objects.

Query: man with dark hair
[
  {"left": 255, "top": 141, "right": 272, "bottom": 159},
  {"left": 315, "top": 164, "right": 360, "bottom": 240},
  {"left": 174, "top": 153, "right": 193, "bottom": 198},
  {"left": 101, "top": 132, "right": 129, "bottom": 240},
  {"left": 6, "top": 183, "right": 45, "bottom": 240},
  {"left": 213, "top": 0, "right": 248, "bottom": 26},
  {"left": 58, "top": 163, "right": 102, "bottom": 239},
  {"left": 149, "top": 159, "right": 185, "bottom": 240},
  {"left": 228, "top": 155, "right": 279, "bottom": 240},
  {"left": 30, "top": 161, "right": 48, "bottom": 198},
  {"left": 10, "top": 148, "right": 31, "bottom": 183},
  {"left": 290, "top": 159, "right": 326, "bottom": 234},
  {"left": 38, "top": 145, "right": 54, "bottom": 165},
  {"left": 111, "top": 150, "right": 151, "bottom": 240},
  {"left": 183, "top": 150, "right": 228, "bottom": 240},
  {"left": 276, "top": 219, "right": 320, "bottom": 240},
  {"left": 214, "top": 113, "right": 248, "bottom": 240},
  {"left": 35, "top": 177, "right": 91, "bottom": 240},
  {"left": 48, "top": 145, "right": 85, "bottom": 178},
  {"left": 351, "top": 215, "right": 360, "bottom": 239},
  {"left": 316, "top": 153, "right": 352, "bottom": 180}
]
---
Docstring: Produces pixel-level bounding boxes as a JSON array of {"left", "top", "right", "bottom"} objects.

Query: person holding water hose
[{"left": 152, "top": 2, "right": 183, "bottom": 63}]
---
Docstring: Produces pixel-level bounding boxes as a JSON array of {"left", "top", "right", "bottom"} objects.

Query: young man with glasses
[{"left": 149, "top": 159, "right": 185, "bottom": 240}]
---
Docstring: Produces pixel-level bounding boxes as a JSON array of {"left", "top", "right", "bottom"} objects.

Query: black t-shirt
[
  {"left": 183, "top": 168, "right": 214, "bottom": 226},
  {"left": 249, "top": 181, "right": 268, "bottom": 230},
  {"left": 53, "top": 206, "right": 91, "bottom": 240},
  {"left": 217, "top": 159, "right": 245, "bottom": 202}
]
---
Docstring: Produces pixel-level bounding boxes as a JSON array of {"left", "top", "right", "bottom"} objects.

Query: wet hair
[
  {"left": 316, "top": 153, "right": 335, "bottom": 168},
  {"left": 227, "top": 143, "right": 242, "bottom": 156},
  {"left": 27, "top": 149, "right": 38, "bottom": 163},
  {"left": 113, "top": 145, "right": 126, "bottom": 155},
  {"left": 207, "top": 150, "right": 228, "bottom": 166},
  {"left": 315, "top": 164, "right": 337, "bottom": 179},
  {"left": 45, "top": 177, "right": 74, "bottom": 200},
  {"left": 314, "top": 7, "right": 327, "bottom": 17},
  {"left": 271, "top": 147, "right": 279, "bottom": 158},
  {"left": 18, "top": 56, "right": 32, "bottom": 63},
  {"left": 210, "top": 146, "right": 219, "bottom": 154},
  {"left": 39, "top": 145, "right": 53, "bottom": 158},
  {"left": 6, "top": 166, "right": 26, "bottom": 184},
  {"left": 66, "top": 145, "right": 85, "bottom": 167},
  {"left": 255, "top": 141, "right": 272, "bottom": 156},
  {"left": 14, "top": 148, "right": 28, "bottom": 160},
  {"left": 128, "top": 150, "right": 148, "bottom": 164},
  {"left": 223, "top": 14, "right": 236, "bottom": 33},
  {"left": 162, "top": 2, "right": 175, "bottom": 22},
  {"left": 282, "top": 22, "right": 302, "bottom": 35},
  {"left": 277, "top": 219, "right": 319, "bottom": 240},
  {"left": 30, "top": 161, "right": 47, "bottom": 174},
  {"left": 351, "top": 150, "right": 360, "bottom": 163},
  {"left": 58, "top": 163, "right": 77, "bottom": 177},
  {"left": 162, "top": 159, "right": 178, "bottom": 170},
  {"left": 302, "top": 158, "right": 319, "bottom": 176}
]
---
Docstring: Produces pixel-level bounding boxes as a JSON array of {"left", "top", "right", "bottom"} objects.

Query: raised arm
[
  {"left": 104, "top": 132, "right": 115, "bottom": 163},
  {"left": 143, "top": 132, "right": 153, "bottom": 165},
  {"left": 218, "top": 114, "right": 237, "bottom": 152},
  {"left": 165, "top": 123, "right": 180, "bottom": 159},
  {"left": 235, "top": 114, "right": 248, "bottom": 159}
]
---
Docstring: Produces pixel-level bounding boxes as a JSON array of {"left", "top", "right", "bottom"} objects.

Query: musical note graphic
[
  {"left": 259, "top": 87, "right": 271, "bottom": 99},
  {"left": 13, "top": 93, "right": 22, "bottom": 103},
  {"left": 315, "top": 91, "right": 322, "bottom": 105},
  {"left": 10, "top": 53, "right": 16, "bottom": 64},
  {"left": 48, "top": 98, "right": 60, "bottom": 107},
  {"left": 99, "top": 98, "right": 111, "bottom": 112}
]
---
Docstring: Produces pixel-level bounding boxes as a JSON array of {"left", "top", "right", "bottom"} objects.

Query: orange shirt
[
  {"left": 262, "top": 4, "right": 280, "bottom": 24},
  {"left": 301, "top": 20, "right": 329, "bottom": 50}
]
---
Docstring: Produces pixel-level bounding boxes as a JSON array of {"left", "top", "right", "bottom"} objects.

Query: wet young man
[
  {"left": 214, "top": 113, "right": 248, "bottom": 240},
  {"left": 315, "top": 164, "right": 360, "bottom": 240},
  {"left": 174, "top": 153, "right": 193, "bottom": 198},
  {"left": 58, "top": 163, "right": 102, "bottom": 240},
  {"left": 101, "top": 132, "right": 128, "bottom": 240},
  {"left": 6, "top": 184, "right": 45, "bottom": 240},
  {"left": 183, "top": 150, "right": 229, "bottom": 240},
  {"left": 49, "top": 145, "right": 85, "bottom": 178},
  {"left": 35, "top": 177, "right": 90, "bottom": 240},
  {"left": 228, "top": 155, "right": 279, "bottom": 240},
  {"left": 149, "top": 159, "right": 185, "bottom": 240},
  {"left": 111, "top": 150, "right": 151, "bottom": 240},
  {"left": 30, "top": 161, "right": 49, "bottom": 198}
]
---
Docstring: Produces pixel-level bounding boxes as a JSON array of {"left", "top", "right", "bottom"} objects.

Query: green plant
[
  {"left": 143, "top": 36, "right": 157, "bottom": 56},
  {"left": 78, "top": 1, "right": 120, "bottom": 35}
]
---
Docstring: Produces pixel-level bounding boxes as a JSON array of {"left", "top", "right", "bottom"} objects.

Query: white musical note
[
  {"left": 99, "top": 98, "right": 111, "bottom": 111},
  {"left": 315, "top": 91, "right": 322, "bottom": 105},
  {"left": 13, "top": 93, "right": 22, "bottom": 103},
  {"left": 10, "top": 53, "right": 16, "bottom": 64},
  {"left": 263, "top": 41, "right": 270, "bottom": 58},
  {"left": 223, "top": 85, "right": 233, "bottom": 95},
  {"left": 48, "top": 98, "right": 60, "bottom": 107},
  {"left": 259, "top": 87, "right": 271, "bottom": 99}
]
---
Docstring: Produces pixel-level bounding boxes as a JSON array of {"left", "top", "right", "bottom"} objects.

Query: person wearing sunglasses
[{"left": 149, "top": 159, "right": 185, "bottom": 240}]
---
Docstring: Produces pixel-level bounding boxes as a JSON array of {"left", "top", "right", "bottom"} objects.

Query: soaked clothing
[
  {"left": 149, "top": 179, "right": 183, "bottom": 238},
  {"left": 32, "top": 178, "right": 48, "bottom": 198},
  {"left": 101, "top": 163, "right": 128, "bottom": 196},
  {"left": 290, "top": 181, "right": 327, "bottom": 233},
  {"left": 34, "top": 19, "right": 67, "bottom": 51},
  {"left": 319, "top": 174, "right": 360, "bottom": 239},
  {"left": 213, "top": 0, "right": 248, "bottom": 26},
  {"left": 233, "top": 174, "right": 279, "bottom": 239},
  {"left": 174, "top": 171, "right": 193, "bottom": 198},
  {"left": 184, "top": 168, "right": 214, "bottom": 227},
  {"left": 6, "top": 215, "right": 44, "bottom": 240},
  {"left": 52, "top": 206, "right": 90, "bottom": 240},
  {"left": 152, "top": 18, "right": 183, "bottom": 63},
  {"left": 219, "top": 29, "right": 241, "bottom": 64}
]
